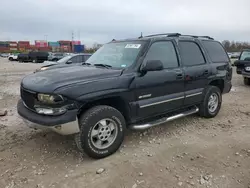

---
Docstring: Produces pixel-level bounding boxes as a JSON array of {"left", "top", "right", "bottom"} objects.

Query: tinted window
[
  {"left": 69, "top": 56, "right": 78, "bottom": 63},
  {"left": 144, "top": 41, "right": 178, "bottom": 68},
  {"left": 202, "top": 41, "right": 229, "bottom": 62},
  {"left": 84, "top": 55, "right": 91, "bottom": 61},
  {"left": 80, "top": 55, "right": 90, "bottom": 62},
  {"left": 179, "top": 41, "right": 206, "bottom": 66}
]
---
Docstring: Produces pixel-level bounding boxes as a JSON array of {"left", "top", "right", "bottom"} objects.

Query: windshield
[
  {"left": 86, "top": 41, "right": 145, "bottom": 68},
  {"left": 240, "top": 51, "right": 250, "bottom": 61},
  {"left": 57, "top": 55, "right": 72, "bottom": 63}
]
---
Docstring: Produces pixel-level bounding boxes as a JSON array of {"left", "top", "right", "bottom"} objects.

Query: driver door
[{"left": 134, "top": 40, "right": 185, "bottom": 119}]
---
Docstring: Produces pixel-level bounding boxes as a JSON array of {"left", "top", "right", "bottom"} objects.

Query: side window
[
  {"left": 84, "top": 55, "right": 91, "bottom": 61},
  {"left": 69, "top": 56, "right": 78, "bottom": 63},
  {"left": 240, "top": 51, "right": 250, "bottom": 61},
  {"left": 80, "top": 55, "right": 85, "bottom": 62},
  {"left": 202, "top": 41, "right": 229, "bottom": 62},
  {"left": 144, "top": 41, "right": 178, "bottom": 69},
  {"left": 179, "top": 41, "right": 206, "bottom": 66},
  {"left": 76, "top": 55, "right": 83, "bottom": 63}
]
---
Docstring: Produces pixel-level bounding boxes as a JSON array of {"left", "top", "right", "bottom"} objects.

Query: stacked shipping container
[
  {"left": 72, "top": 41, "right": 81, "bottom": 45},
  {"left": 48, "top": 42, "right": 60, "bottom": 52},
  {"left": 18, "top": 41, "right": 30, "bottom": 51},
  {"left": 59, "top": 40, "right": 71, "bottom": 52},
  {"left": 73, "top": 45, "right": 84, "bottom": 53},
  {"left": 0, "top": 42, "right": 9, "bottom": 52},
  {"left": 0, "top": 40, "right": 86, "bottom": 53},
  {"left": 35, "top": 40, "right": 48, "bottom": 48},
  {"left": 9, "top": 41, "right": 18, "bottom": 51}
]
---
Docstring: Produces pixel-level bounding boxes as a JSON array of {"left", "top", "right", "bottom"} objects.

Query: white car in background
[{"left": 8, "top": 54, "right": 19, "bottom": 61}]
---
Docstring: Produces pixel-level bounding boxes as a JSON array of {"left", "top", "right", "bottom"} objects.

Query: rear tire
[
  {"left": 243, "top": 77, "right": 250, "bottom": 85},
  {"left": 199, "top": 86, "right": 222, "bottom": 118},
  {"left": 9, "top": 57, "right": 13, "bottom": 61},
  {"left": 77, "top": 105, "right": 126, "bottom": 159}
]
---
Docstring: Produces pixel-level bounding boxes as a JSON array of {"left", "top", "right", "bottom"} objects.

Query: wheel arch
[
  {"left": 77, "top": 96, "right": 131, "bottom": 124},
  {"left": 209, "top": 79, "right": 224, "bottom": 93}
]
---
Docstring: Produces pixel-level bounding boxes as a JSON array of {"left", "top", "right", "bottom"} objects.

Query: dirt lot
[{"left": 0, "top": 58, "right": 250, "bottom": 188}]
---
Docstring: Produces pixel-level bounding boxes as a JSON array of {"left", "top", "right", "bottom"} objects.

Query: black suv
[
  {"left": 233, "top": 49, "right": 250, "bottom": 85},
  {"left": 17, "top": 33, "right": 232, "bottom": 159}
]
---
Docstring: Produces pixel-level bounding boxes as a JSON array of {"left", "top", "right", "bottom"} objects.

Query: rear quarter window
[{"left": 202, "top": 41, "right": 229, "bottom": 63}]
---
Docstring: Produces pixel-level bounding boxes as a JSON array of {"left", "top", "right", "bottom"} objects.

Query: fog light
[{"left": 35, "top": 107, "right": 66, "bottom": 115}]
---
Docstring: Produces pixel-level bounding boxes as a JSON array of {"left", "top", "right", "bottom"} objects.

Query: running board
[{"left": 130, "top": 107, "right": 199, "bottom": 130}]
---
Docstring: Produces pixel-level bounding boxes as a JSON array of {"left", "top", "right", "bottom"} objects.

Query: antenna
[{"left": 138, "top": 32, "right": 143, "bottom": 39}]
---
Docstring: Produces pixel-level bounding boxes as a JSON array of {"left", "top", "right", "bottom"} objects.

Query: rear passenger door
[{"left": 178, "top": 40, "right": 211, "bottom": 106}]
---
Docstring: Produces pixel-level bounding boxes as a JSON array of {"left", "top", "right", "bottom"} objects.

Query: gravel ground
[{"left": 0, "top": 58, "right": 250, "bottom": 188}]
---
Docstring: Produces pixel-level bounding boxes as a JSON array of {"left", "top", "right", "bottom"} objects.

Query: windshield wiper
[
  {"left": 94, "top": 63, "right": 112, "bottom": 68},
  {"left": 82, "top": 62, "right": 91, "bottom": 66}
]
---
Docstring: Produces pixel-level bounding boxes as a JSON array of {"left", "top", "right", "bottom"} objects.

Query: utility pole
[
  {"left": 78, "top": 29, "right": 80, "bottom": 41},
  {"left": 71, "top": 31, "right": 74, "bottom": 42}
]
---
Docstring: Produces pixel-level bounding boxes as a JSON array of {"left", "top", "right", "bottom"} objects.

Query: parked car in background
[
  {"left": 48, "top": 52, "right": 66, "bottom": 61},
  {"left": 18, "top": 33, "right": 232, "bottom": 159},
  {"left": 29, "top": 51, "right": 49, "bottom": 63},
  {"left": 18, "top": 52, "right": 49, "bottom": 63},
  {"left": 230, "top": 52, "right": 241, "bottom": 59},
  {"left": 18, "top": 53, "right": 31, "bottom": 62},
  {"left": 227, "top": 52, "right": 232, "bottom": 58},
  {"left": 234, "top": 49, "right": 250, "bottom": 85},
  {"left": 8, "top": 54, "right": 19, "bottom": 61},
  {"left": 37, "top": 53, "right": 92, "bottom": 71},
  {"left": 0, "top": 53, "right": 10, "bottom": 58}
]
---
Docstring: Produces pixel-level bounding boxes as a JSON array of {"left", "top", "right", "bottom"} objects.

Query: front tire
[
  {"left": 9, "top": 57, "right": 13, "bottom": 61},
  {"left": 243, "top": 77, "right": 250, "bottom": 85},
  {"left": 199, "top": 86, "right": 222, "bottom": 118},
  {"left": 77, "top": 105, "right": 126, "bottom": 159}
]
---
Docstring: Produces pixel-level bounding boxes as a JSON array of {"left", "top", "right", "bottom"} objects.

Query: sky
[{"left": 0, "top": 0, "right": 250, "bottom": 46}]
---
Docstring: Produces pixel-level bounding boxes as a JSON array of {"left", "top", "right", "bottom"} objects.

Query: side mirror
[
  {"left": 66, "top": 60, "right": 72, "bottom": 64},
  {"left": 141, "top": 60, "right": 163, "bottom": 72}
]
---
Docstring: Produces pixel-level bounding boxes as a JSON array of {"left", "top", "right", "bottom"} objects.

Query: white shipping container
[
  {"left": 9, "top": 43, "right": 17, "bottom": 47},
  {"left": 10, "top": 48, "right": 18, "bottom": 51}
]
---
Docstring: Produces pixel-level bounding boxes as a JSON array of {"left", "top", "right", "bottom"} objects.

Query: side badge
[{"left": 139, "top": 94, "right": 152, "bottom": 99}]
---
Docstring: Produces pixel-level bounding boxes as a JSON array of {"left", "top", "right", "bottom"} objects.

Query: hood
[
  {"left": 22, "top": 66, "right": 123, "bottom": 93},
  {"left": 44, "top": 63, "right": 81, "bottom": 70},
  {"left": 42, "top": 61, "right": 58, "bottom": 66}
]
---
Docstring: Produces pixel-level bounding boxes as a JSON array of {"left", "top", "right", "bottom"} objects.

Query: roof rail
[
  {"left": 143, "top": 33, "right": 181, "bottom": 38},
  {"left": 141, "top": 33, "right": 214, "bottom": 40},
  {"left": 179, "top": 35, "right": 214, "bottom": 40}
]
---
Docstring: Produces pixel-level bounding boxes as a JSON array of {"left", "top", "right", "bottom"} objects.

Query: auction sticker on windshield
[{"left": 125, "top": 44, "right": 141, "bottom": 49}]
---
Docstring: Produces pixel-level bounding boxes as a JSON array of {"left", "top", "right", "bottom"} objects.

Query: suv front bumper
[
  {"left": 241, "top": 70, "right": 250, "bottom": 78},
  {"left": 17, "top": 99, "right": 80, "bottom": 135}
]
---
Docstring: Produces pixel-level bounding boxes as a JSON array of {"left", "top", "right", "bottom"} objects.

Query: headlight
[
  {"left": 37, "top": 94, "right": 64, "bottom": 104},
  {"left": 35, "top": 106, "right": 67, "bottom": 115}
]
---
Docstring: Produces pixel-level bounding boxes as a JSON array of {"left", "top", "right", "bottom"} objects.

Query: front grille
[{"left": 21, "top": 87, "right": 36, "bottom": 110}]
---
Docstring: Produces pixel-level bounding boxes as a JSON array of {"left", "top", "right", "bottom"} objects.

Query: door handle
[
  {"left": 203, "top": 70, "right": 209, "bottom": 75},
  {"left": 176, "top": 74, "right": 183, "bottom": 80}
]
